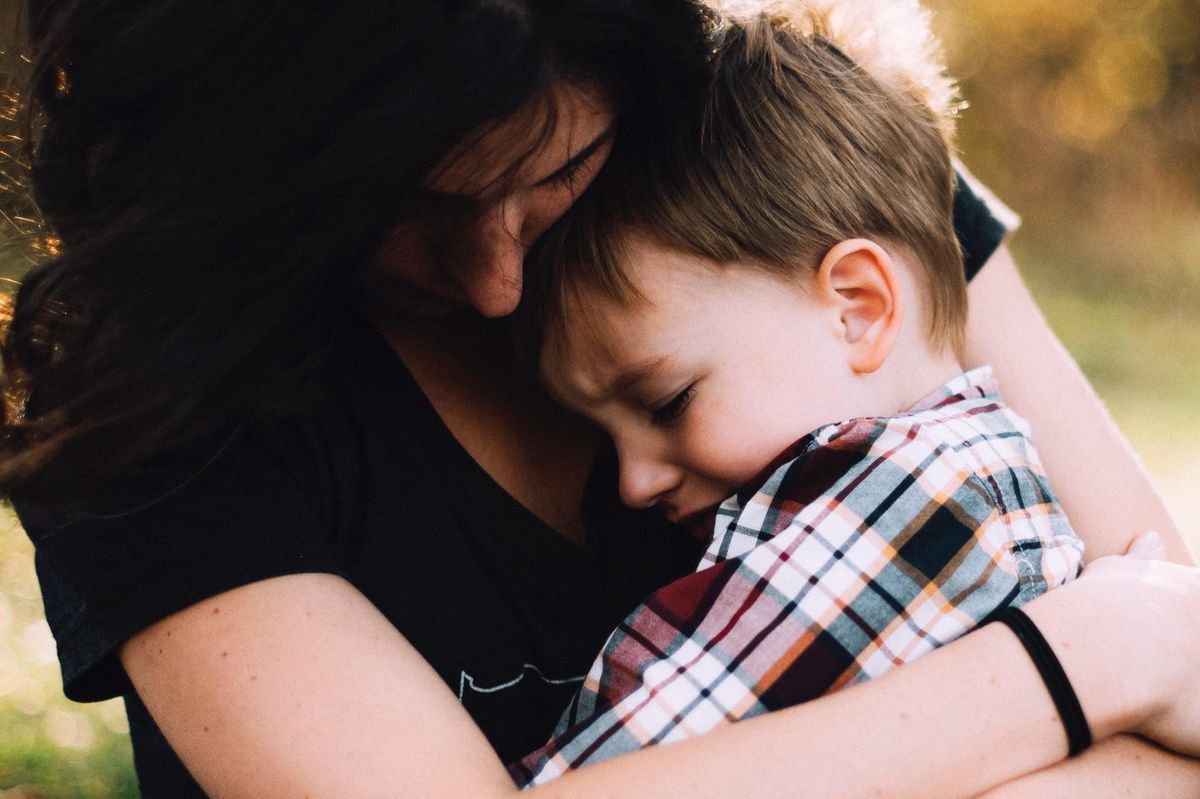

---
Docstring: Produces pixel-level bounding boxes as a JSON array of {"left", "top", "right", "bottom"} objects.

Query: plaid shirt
[{"left": 512, "top": 368, "right": 1083, "bottom": 786}]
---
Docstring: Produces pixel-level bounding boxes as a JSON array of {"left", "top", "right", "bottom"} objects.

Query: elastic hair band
[{"left": 992, "top": 606, "right": 1093, "bottom": 756}]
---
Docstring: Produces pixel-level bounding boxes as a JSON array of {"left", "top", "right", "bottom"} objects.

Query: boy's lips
[{"left": 668, "top": 505, "right": 719, "bottom": 537}]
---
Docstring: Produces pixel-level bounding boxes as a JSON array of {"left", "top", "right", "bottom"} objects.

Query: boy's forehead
[
  {"left": 538, "top": 243, "right": 745, "bottom": 404},
  {"left": 540, "top": 293, "right": 647, "bottom": 401}
]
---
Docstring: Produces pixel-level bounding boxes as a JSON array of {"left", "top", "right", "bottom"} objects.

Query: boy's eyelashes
[{"left": 650, "top": 384, "right": 696, "bottom": 427}]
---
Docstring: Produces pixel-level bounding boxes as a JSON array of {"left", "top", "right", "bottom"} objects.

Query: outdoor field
[{"left": 1, "top": 0, "right": 1197, "bottom": 795}]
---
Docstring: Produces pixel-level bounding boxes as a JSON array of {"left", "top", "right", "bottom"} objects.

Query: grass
[{"left": 0, "top": 514, "right": 138, "bottom": 799}]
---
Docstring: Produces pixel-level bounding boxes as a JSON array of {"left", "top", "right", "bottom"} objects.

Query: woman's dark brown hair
[{"left": 0, "top": 0, "right": 713, "bottom": 507}]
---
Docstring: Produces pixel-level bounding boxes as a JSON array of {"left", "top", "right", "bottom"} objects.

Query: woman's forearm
[
  {"left": 974, "top": 736, "right": 1200, "bottom": 799},
  {"left": 527, "top": 622, "right": 1072, "bottom": 799},
  {"left": 963, "top": 244, "right": 1192, "bottom": 564}
]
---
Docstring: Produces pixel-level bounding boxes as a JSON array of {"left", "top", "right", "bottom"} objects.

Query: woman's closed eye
[
  {"left": 537, "top": 133, "right": 610, "bottom": 194},
  {"left": 651, "top": 385, "right": 695, "bottom": 426},
  {"left": 544, "top": 157, "right": 592, "bottom": 193}
]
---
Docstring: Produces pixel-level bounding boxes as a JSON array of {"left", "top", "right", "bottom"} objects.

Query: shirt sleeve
[
  {"left": 19, "top": 426, "right": 345, "bottom": 703},
  {"left": 953, "top": 160, "right": 1021, "bottom": 281}
]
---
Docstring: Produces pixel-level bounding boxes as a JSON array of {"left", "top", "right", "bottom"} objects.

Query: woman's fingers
[{"left": 1124, "top": 530, "right": 1167, "bottom": 559}]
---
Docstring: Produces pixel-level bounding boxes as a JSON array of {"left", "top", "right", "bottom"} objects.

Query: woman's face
[{"left": 372, "top": 82, "right": 615, "bottom": 318}]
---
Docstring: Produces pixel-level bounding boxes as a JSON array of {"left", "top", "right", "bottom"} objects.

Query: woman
[{"left": 2, "top": 1, "right": 1198, "bottom": 796}]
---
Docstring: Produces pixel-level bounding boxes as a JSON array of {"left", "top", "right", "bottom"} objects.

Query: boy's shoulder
[
  {"left": 707, "top": 367, "right": 1080, "bottom": 579},
  {"left": 713, "top": 369, "right": 1043, "bottom": 548}
]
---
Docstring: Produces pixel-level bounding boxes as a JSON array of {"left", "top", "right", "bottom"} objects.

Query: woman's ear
[{"left": 815, "top": 239, "right": 903, "bottom": 374}]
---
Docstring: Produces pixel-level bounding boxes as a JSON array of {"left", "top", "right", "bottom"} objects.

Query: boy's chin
[{"left": 673, "top": 506, "right": 720, "bottom": 541}]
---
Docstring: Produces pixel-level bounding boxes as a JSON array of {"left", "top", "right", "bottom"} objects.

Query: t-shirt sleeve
[
  {"left": 953, "top": 160, "right": 1021, "bottom": 281},
  {"left": 19, "top": 427, "right": 345, "bottom": 702}
]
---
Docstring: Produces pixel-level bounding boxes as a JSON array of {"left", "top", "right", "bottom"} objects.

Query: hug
[{"left": 2, "top": 0, "right": 1198, "bottom": 796}]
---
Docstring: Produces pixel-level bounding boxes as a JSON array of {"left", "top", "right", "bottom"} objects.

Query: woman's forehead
[{"left": 425, "top": 81, "right": 615, "bottom": 201}]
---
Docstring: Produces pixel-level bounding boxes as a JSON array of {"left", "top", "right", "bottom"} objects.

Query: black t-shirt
[{"left": 18, "top": 178, "right": 1009, "bottom": 797}]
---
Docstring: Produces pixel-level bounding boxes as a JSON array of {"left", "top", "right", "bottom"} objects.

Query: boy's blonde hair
[{"left": 522, "top": 0, "right": 968, "bottom": 358}]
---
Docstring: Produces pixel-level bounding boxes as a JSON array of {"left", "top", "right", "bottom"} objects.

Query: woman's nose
[
  {"left": 461, "top": 203, "right": 526, "bottom": 318},
  {"left": 618, "top": 444, "right": 681, "bottom": 509}
]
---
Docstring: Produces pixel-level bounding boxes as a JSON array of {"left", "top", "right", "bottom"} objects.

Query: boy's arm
[
  {"left": 974, "top": 735, "right": 1200, "bottom": 798},
  {"left": 962, "top": 244, "right": 1193, "bottom": 564}
]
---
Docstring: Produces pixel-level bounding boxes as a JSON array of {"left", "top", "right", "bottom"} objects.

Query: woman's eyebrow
[{"left": 532, "top": 124, "right": 616, "bottom": 188}]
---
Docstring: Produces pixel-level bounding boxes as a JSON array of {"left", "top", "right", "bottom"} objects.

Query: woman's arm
[
  {"left": 121, "top": 549, "right": 1200, "bottom": 799},
  {"left": 968, "top": 535, "right": 1200, "bottom": 799},
  {"left": 975, "top": 735, "right": 1200, "bottom": 799},
  {"left": 962, "top": 244, "right": 1193, "bottom": 564}
]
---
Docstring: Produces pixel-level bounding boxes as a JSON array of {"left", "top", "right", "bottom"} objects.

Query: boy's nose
[{"left": 618, "top": 445, "right": 682, "bottom": 510}]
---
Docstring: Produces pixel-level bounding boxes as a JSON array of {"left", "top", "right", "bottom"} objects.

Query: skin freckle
[
  {"left": 251, "top": 675, "right": 257, "bottom": 682},
  {"left": 212, "top": 607, "right": 220, "bottom": 615},
  {"left": 221, "top": 651, "right": 228, "bottom": 658}
]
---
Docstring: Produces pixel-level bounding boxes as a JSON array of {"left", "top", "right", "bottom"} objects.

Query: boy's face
[{"left": 541, "top": 240, "right": 860, "bottom": 532}]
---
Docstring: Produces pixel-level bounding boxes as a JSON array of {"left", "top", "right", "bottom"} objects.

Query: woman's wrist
[
  {"left": 1017, "top": 553, "right": 1192, "bottom": 749},
  {"left": 1018, "top": 593, "right": 1140, "bottom": 739},
  {"left": 990, "top": 607, "right": 1092, "bottom": 756}
]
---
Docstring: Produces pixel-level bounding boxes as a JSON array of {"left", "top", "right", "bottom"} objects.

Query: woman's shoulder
[{"left": 953, "top": 160, "right": 1020, "bottom": 280}]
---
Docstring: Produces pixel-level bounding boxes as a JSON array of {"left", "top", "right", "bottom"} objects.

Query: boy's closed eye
[{"left": 650, "top": 384, "right": 696, "bottom": 426}]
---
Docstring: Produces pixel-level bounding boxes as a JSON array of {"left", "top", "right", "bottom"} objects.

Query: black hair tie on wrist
[{"left": 992, "top": 606, "right": 1094, "bottom": 757}]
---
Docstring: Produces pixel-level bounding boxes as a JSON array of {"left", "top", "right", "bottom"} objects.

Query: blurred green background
[{"left": 1, "top": 0, "right": 1197, "bottom": 795}]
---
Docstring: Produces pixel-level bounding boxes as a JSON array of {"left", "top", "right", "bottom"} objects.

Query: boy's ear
[{"left": 816, "top": 239, "right": 903, "bottom": 374}]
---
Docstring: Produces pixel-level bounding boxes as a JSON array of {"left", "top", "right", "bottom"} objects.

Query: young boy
[{"left": 510, "top": 0, "right": 1083, "bottom": 786}]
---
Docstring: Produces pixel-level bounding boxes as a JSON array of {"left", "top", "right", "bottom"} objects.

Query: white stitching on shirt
[{"left": 458, "top": 663, "right": 585, "bottom": 701}]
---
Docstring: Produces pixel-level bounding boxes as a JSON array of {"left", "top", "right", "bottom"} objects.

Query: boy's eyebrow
[
  {"left": 600, "top": 354, "right": 672, "bottom": 398},
  {"left": 531, "top": 124, "right": 616, "bottom": 188}
]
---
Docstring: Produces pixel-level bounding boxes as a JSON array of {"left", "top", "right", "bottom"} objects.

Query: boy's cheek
[{"left": 678, "top": 431, "right": 759, "bottom": 497}]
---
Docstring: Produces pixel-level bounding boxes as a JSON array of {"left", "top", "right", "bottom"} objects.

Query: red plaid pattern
[{"left": 512, "top": 368, "right": 1083, "bottom": 786}]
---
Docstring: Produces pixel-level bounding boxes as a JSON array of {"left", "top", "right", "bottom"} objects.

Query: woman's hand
[
  {"left": 1023, "top": 531, "right": 1200, "bottom": 755},
  {"left": 974, "top": 533, "right": 1200, "bottom": 797},
  {"left": 1087, "top": 534, "right": 1200, "bottom": 754}
]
